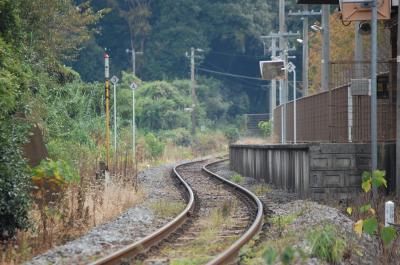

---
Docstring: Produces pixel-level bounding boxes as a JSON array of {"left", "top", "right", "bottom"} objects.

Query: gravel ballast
[
  {"left": 208, "top": 160, "right": 380, "bottom": 265},
  {"left": 26, "top": 164, "right": 184, "bottom": 265}
]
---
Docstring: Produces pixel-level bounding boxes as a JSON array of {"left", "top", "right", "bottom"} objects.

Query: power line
[
  {"left": 208, "top": 50, "right": 265, "bottom": 59},
  {"left": 197, "top": 67, "right": 265, "bottom": 81}
]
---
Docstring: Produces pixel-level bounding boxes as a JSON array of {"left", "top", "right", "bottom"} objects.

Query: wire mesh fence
[{"left": 273, "top": 60, "right": 396, "bottom": 143}]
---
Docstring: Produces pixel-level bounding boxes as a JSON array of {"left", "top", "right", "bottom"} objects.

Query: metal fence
[
  {"left": 244, "top": 113, "right": 270, "bottom": 136},
  {"left": 274, "top": 60, "right": 396, "bottom": 143}
]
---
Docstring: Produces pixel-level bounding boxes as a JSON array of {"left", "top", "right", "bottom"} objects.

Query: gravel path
[
  {"left": 208, "top": 160, "right": 380, "bottom": 265},
  {"left": 26, "top": 164, "right": 184, "bottom": 265}
]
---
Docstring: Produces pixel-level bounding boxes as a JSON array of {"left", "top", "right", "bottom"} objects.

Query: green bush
[
  {"left": 0, "top": 121, "right": 31, "bottom": 240},
  {"left": 258, "top": 120, "right": 272, "bottom": 137},
  {"left": 231, "top": 174, "right": 244, "bottom": 184},
  {"left": 308, "top": 225, "right": 346, "bottom": 263},
  {"left": 223, "top": 127, "right": 240, "bottom": 143},
  {"left": 145, "top": 133, "right": 165, "bottom": 158}
]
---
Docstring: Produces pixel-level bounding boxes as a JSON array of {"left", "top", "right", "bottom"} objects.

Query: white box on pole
[{"left": 385, "top": 201, "right": 395, "bottom": 227}]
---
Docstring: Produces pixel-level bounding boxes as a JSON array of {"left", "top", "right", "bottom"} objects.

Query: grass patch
[
  {"left": 149, "top": 200, "right": 186, "bottom": 218},
  {"left": 308, "top": 224, "right": 347, "bottom": 263},
  {"left": 253, "top": 184, "right": 270, "bottom": 196},
  {"left": 231, "top": 174, "right": 244, "bottom": 184},
  {"left": 167, "top": 202, "right": 239, "bottom": 263}
]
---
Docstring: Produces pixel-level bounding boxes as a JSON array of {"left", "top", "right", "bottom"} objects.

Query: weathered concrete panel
[{"left": 230, "top": 142, "right": 395, "bottom": 200}]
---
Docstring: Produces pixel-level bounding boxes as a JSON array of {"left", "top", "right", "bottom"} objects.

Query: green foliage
[
  {"left": 258, "top": 120, "right": 272, "bottom": 137},
  {"left": 0, "top": 121, "right": 31, "bottom": 240},
  {"left": 308, "top": 225, "right": 346, "bottom": 263},
  {"left": 350, "top": 170, "right": 398, "bottom": 247},
  {"left": 280, "top": 246, "right": 295, "bottom": 265},
  {"left": 380, "top": 227, "right": 397, "bottom": 246},
  {"left": 144, "top": 133, "right": 165, "bottom": 159},
  {"left": 262, "top": 247, "right": 278, "bottom": 265},
  {"left": 231, "top": 174, "right": 244, "bottom": 185},
  {"left": 136, "top": 81, "right": 191, "bottom": 131},
  {"left": 159, "top": 128, "right": 193, "bottom": 147},
  {"left": 224, "top": 127, "right": 240, "bottom": 144}
]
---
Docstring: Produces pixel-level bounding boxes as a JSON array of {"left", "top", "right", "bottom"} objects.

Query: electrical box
[
  {"left": 340, "top": 0, "right": 391, "bottom": 21},
  {"left": 259, "top": 60, "right": 286, "bottom": 80},
  {"left": 351, "top": 79, "right": 371, "bottom": 96}
]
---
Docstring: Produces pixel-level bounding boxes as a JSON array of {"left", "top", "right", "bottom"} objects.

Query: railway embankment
[
  {"left": 208, "top": 160, "right": 380, "bottom": 265},
  {"left": 26, "top": 163, "right": 183, "bottom": 265}
]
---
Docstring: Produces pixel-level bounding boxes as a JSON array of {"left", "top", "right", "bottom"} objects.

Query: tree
[{"left": 20, "top": 0, "right": 106, "bottom": 60}]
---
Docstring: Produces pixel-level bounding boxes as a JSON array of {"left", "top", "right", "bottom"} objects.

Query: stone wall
[{"left": 230, "top": 143, "right": 395, "bottom": 200}]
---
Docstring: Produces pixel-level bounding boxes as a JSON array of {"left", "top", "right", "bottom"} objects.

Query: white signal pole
[{"left": 111, "top": 76, "right": 119, "bottom": 153}]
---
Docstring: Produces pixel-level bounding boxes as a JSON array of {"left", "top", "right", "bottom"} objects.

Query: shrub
[
  {"left": 145, "top": 133, "right": 165, "bottom": 159},
  {"left": 0, "top": 121, "right": 31, "bottom": 240},
  {"left": 258, "top": 120, "right": 272, "bottom": 137},
  {"left": 308, "top": 225, "right": 346, "bottom": 263},
  {"left": 223, "top": 127, "right": 240, "bottom": 143},
  {"left": 31, "top": 159, "right": 79, "bottom": 239},
  {"left": 231, "top": 174, "right": 244, "bottom": 184}
]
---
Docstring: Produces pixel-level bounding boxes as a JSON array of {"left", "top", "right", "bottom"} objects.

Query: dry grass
[
  {"left": 149, "top": 200, "right": 186, "bottom": 219},
  {"left": 0, "top": 176, "right": 143, "bottom": 265},
  {"left": 235, "top": 136, "right": 276, "bottom": 145}
]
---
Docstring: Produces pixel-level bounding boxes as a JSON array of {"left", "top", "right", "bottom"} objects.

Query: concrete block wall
[{"left": 230, "top": 143, "right": 395, "bottom": 200}]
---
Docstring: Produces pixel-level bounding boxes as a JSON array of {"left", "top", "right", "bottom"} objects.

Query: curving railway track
[{"left": 90, "top": 158, "right": 263, "bottom": 265}]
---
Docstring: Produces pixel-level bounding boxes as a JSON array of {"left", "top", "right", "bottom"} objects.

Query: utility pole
[
  {"left": 261, "top": 31, "right": 300, "bottom": 144},
  {"left": 396, "top": 3, "right": 400, "bottom": 197},
  {"left": 288, "top": 8, "right": 321, "bottom": 96},
  {"left": 321, "top": 5, "right": 330, "bottom": 91},
  {"left": 371, "top": 0, "right": 378, "bottom": 197},
  {"left": 186, "top": 47, "right": 203, "bottom": 135},
  {"left": 191, "top": 47, "right": 196, "bottom": 135},
  {"left": 126, "top": 48, "right": 143, "bottom": 76},
  {"left": 279, "top": 0, "right": 288, "bottom": 143},
  {"left": 104, "top": 53, "right": 111, "bottom": 170}
]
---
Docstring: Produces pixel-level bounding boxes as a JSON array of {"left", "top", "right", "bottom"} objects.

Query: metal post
[
  {"left": 104, "top": 53, "right": 111, "bottom": 170},
  {"left": 321, "top": 5, "right": 330, "bottom": 91},
  {"left": 279, "top": 0, "right": 287, "bottom": 144},
  {"left": 190, "top": 47, "right": 196, "bottom": 135},
  {"left": 371, "top": 0, "right": 378, "bottom": 173},
  {"left": 303, "top": 6, "right": 309, "bottom": 96},
  {"left": 113, "top": 82, "right": 117, "bottom": 152},
  {"left": 132, "top": 89, "right": 135, "bottom": 160},
  {"left": 396, "top": 4, "right": 400, "bottom": 197},
  {"left": 132, "top": 48, "right": 136, "bottom": 76},
  {"left": 293, "top": 66, "right": 297, "bottom": 144},
  {"left": 271, "top": 39, "right": 277, "bottom": 121},
  {"left": 355, "top": 21, "right": 363, "bottom": 77}
]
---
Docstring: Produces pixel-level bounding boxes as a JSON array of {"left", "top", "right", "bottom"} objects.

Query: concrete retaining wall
[{"left": 230, "top": 143, "right": 395, "bottom": 200}]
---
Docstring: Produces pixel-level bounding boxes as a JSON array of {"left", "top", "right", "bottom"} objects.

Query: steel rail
[
  {"left": 90, "top": 158, "right": 263, "bottom": 265},
  {"left": 89, "top": 161, "right": 197, "bottom": 265},
  {"left": 202, "top": 159, "right": 264, "bottom": 265}
]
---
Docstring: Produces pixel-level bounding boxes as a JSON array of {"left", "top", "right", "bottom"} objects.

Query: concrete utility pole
[
  {"left": 321, "top": 5, "right": 330, "bottom": 91},
  {"left": 288, "top": 7, "right": 321, "bottom": 96},
  {"left": 126, "top": 48, "right": 143, "bottom": 76},
  {"left": 371, "top": 0, "right": 378, "bottom": 173},
  {"left": 261, "top": 31, "right": 300, "bottom": 144},
  {"left": 396, "top": 4, "right": 400, "bottom": 197},
  {"left": 104, "top": 53, "right": 111, "bottom": 169},
  {"left": 397, "top": 4, "right": 400, "bottom": 197},
  {"left": 191, "top": 47, "right": 196, "bottom": 135},
  {"left": 187, "top": 47, "right": 203, "bottom": 135},
  {"left": 279, "top": 0, "right": 288, "bottom": 143}
]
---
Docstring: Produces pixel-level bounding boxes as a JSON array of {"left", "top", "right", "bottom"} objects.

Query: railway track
[{"left": 90, "top": 158, "right": 263, "bottom": 265}]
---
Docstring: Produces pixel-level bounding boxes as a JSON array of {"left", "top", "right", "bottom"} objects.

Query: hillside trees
[{"left": 0, "top": 0, "right": 104, "bottom": 239}]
